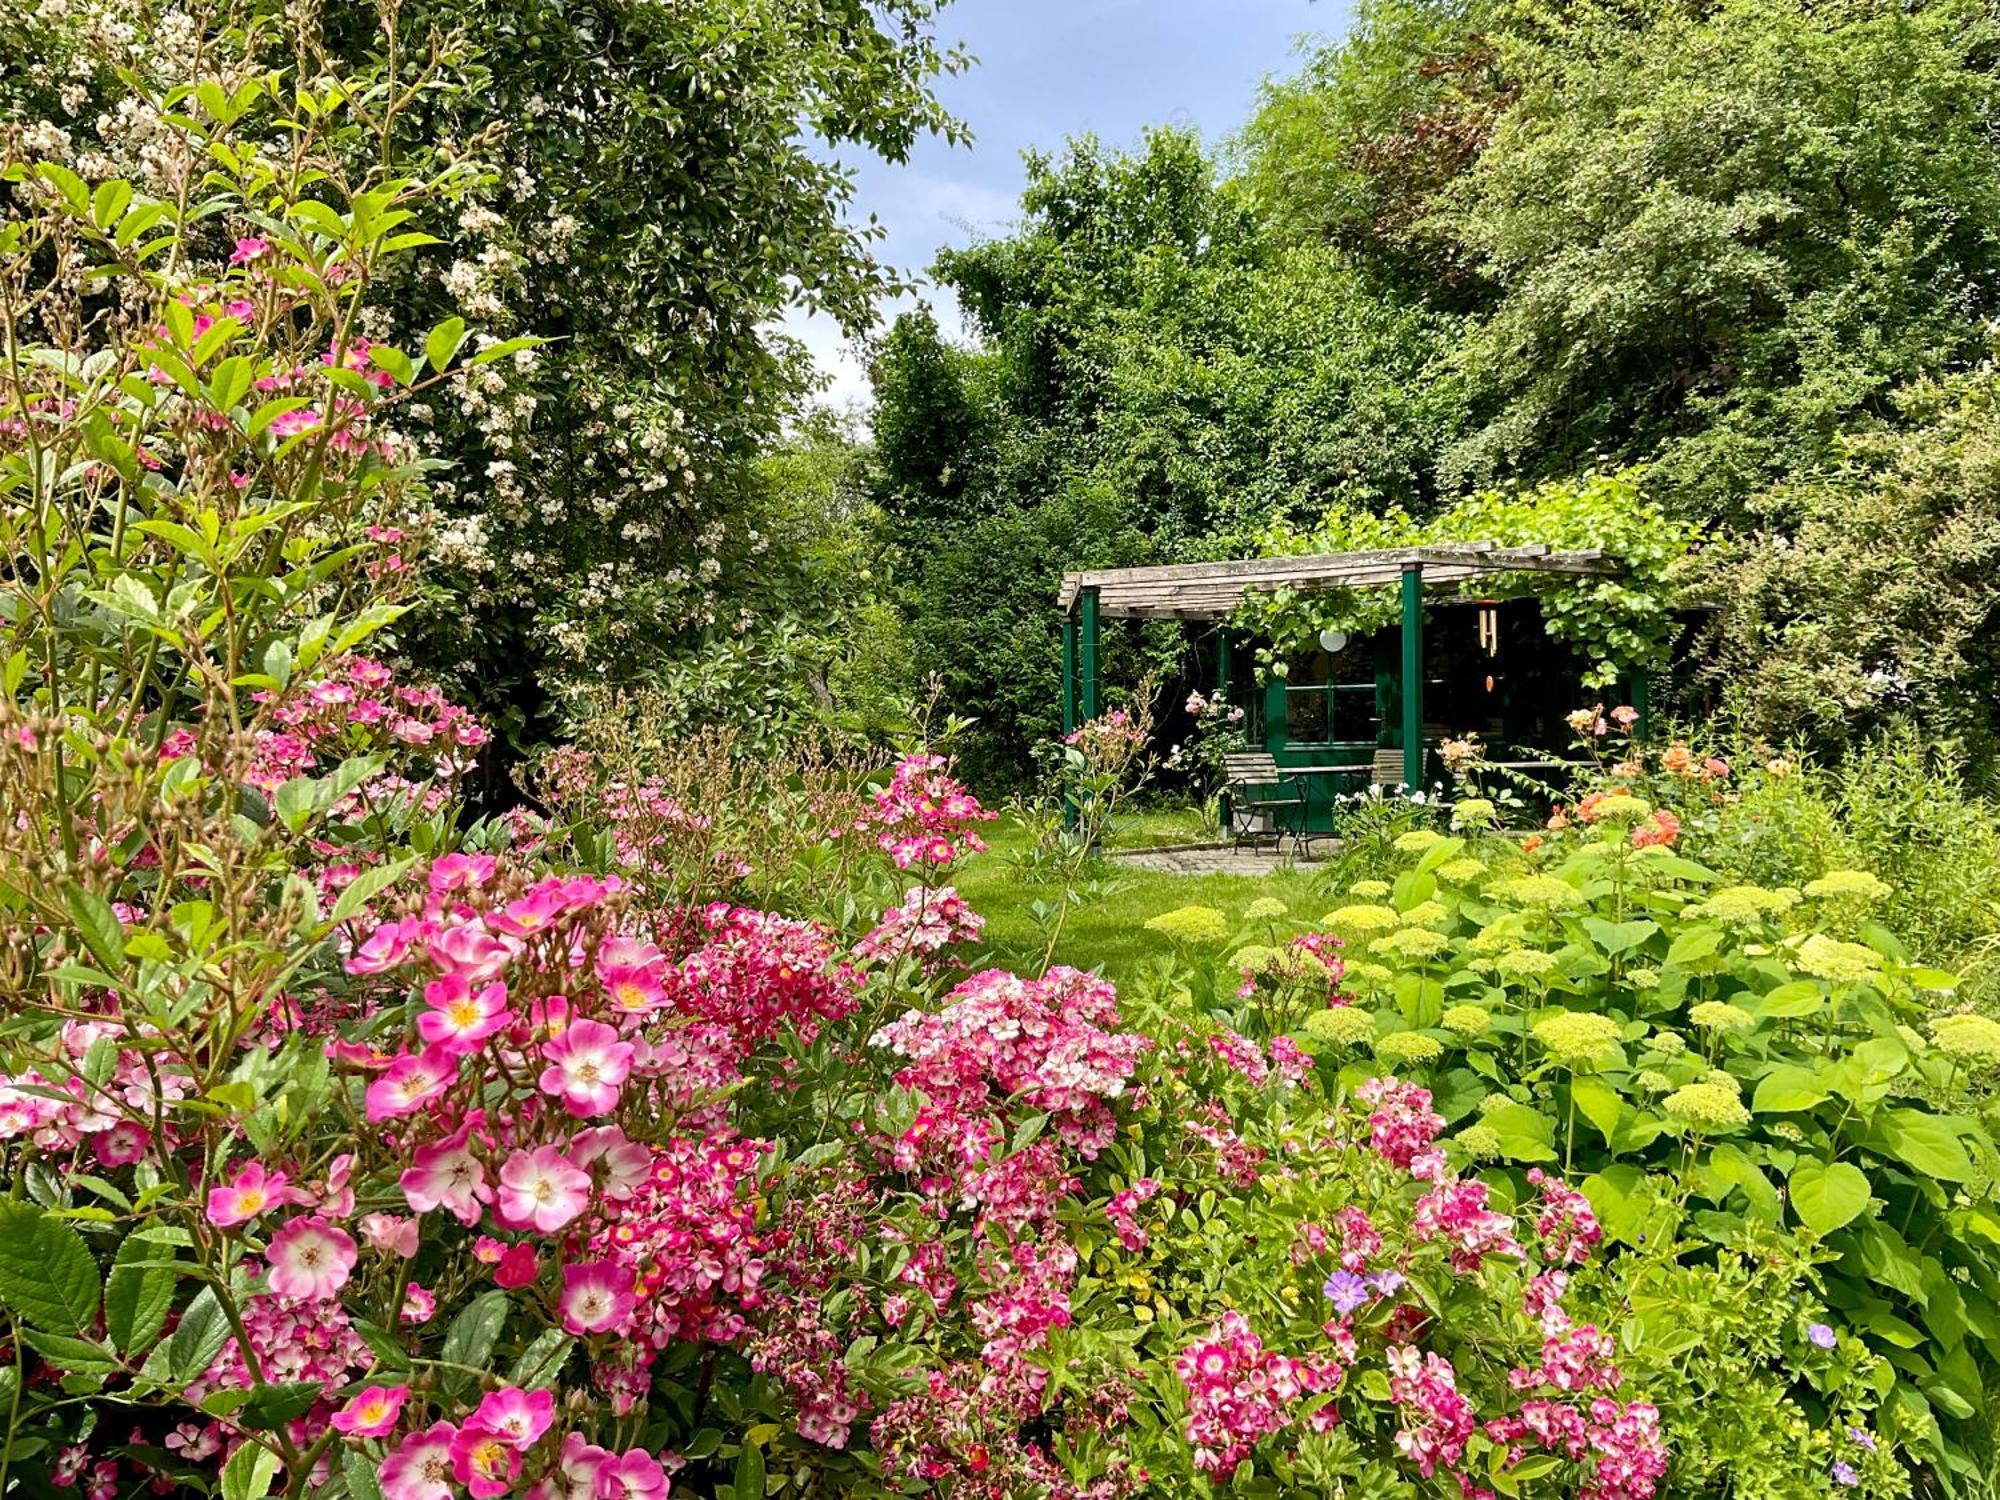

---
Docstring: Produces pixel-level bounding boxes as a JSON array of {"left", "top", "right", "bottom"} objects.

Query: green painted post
[
  {"left": 1215, "top": 627, "right": 1231, "bottom": 694},
  {"left": 1080, "top": 587, "right": 1101, "bottom": 721},
  {"left": 1061, "top": 617, "right": 1077, "bottom": 735},
  {"left": 1400, "top": 562, "right": 1424, "bottom": 789}
]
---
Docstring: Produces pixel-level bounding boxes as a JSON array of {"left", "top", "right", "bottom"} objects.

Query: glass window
[{"left": 1282, "top": 643, "right": 1379, "bottom": 745}]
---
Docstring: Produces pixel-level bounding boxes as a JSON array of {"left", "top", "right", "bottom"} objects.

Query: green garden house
[{"left": 1058, "top": 542, "right": 1648, "bottom": 838}]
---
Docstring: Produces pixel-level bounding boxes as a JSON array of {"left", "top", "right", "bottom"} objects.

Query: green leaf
[
  {"left": 506, "top": 1329, "right": 574, "bottom": 1389},
  {"left": 465, "top": 336, "right": 545, "bottom": 368},
  {"left": 1875, "top": 1109, "right": 1975, "bottom": 1183},
  {"left": 1665, "top": 925, "right": 1723, "bottom": 966},
  {"left": 1752, "top": 1065, "right": 1829, "bottom": 1115},
  {"left": 330, "top": 856, "right": 415, "bottom": 925},
  {"left": 241, "top": 1380, "right": 324, "bottom": 1430},
  {"left": 105, "top": 1233, "right": 177, "bottom": 1354},
  {"left": 1755, "top": 981, "right": 1824, "bottom": 1019},
  {"left": 439, "top": 1290, "right": 510, "bottom": 1401},
  {"left": 0, "top": 1204, "right": 102, "bottom": 1334},
  {"left": 1569, "top": 1076, "right": 1624, "bottom": 1147},
  {"left": 1484, "top": 1103, "right": 1557, "bottom": 1162},
  {"left": 1581, "top": 917, "right": 1656, "bottom": 955},
  {"left": 65, "top": 886, "right": 125, "bottom": 973},
  {"left": 424, "top": 317, "right": 468, "bottom": 372},
  {"left": 1707, "top": 1142, "right": 1780, "bottom": 1222},
  {"left": 221, "top": 1440, "right": 282, "bottom": 1500},
  {"left": 19, "top": 1328, "right": 118, "bottom": 1377},
  {"left": 169, "top": 1286, "right": 230, "bottom": 1383},
  {"left": 1791, "top": 1160, "right": 1872, "bottom": 1236},
  {"left": 733, "top": 1440, "right": 767, "bottom": 1499},
  {"left": 344, "top": 1451, "right": 387, "bottom": 1500},
  {"left": 367, "top": 345, "right": 417, "bottom": 386}
]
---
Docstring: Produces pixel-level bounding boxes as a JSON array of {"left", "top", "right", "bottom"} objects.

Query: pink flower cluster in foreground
[{"left": 856, "top": 752, "right": 996, "bottom": 868}]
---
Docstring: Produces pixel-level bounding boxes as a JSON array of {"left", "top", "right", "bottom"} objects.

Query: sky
[{"left": 781, "top": 0, "right": 1347, "bottom": 413}]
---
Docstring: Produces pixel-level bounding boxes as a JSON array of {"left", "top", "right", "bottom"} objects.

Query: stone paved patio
[{"left": 1111, "top": 843, "right": 1331, "bottom": 875}]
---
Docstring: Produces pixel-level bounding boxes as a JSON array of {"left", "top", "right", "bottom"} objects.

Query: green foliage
[
  {"left": 1228, "top": 469, "right": 1700, "bottom": 686},
  {"left": 1329, "top": 767, "right": 2000, "bottom": 1481}
]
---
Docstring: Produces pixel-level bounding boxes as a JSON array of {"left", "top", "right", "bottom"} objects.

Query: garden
[{"left": 8, "top": 1, "right": 2000, "bottom": 1499}]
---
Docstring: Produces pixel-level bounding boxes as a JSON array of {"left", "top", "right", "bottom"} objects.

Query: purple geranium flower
[
  {"left": 1323, "top": 1271, "right": 1369, "bottom": 1315},
  {"left": 1807, "top": 1322, "right": 1837, "bottom": 1349},
  {"left": 1845, "top": 1425, "right": 1877, "bottom": 1452},
  {"left": 1832, "top": 1460, "right": 1860, "bottom": 1487}
]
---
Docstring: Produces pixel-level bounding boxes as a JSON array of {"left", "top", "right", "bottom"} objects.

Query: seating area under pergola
[{"left": 1058, "top": 542, "right": 1638, "bottom": 814}]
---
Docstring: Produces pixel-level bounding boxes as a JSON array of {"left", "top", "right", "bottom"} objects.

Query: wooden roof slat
[{"left": 1056, "top": 541, "right": 1618, "bottom": 618}]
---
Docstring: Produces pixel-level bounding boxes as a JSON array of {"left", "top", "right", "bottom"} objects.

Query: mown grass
[{"left": 954, "top": 813, "right": 1326, "bottom": 987}]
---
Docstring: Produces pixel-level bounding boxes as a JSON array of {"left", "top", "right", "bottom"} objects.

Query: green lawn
[{"left": 954, "top": 814, "right": 1329, "bottom": 986}]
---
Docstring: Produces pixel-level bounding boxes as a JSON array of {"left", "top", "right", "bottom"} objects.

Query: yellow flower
[
  {"left": 1400, "top": 900, "right": 1449, "bottom": 928},
  {"left": 1442, "top": 1004, "right": 1492, "bottom": 1037},
  {"left": 1688, "top": 885, "right": 1799, "bottom": 926},
  {"left": 1626, "top": 966, "right": 1662, "bottom": 990},
  {"left": 1244, "top": 897, "right": 1290, "bottom": 922},
  {"left": 1348, "top": 880, "right": 1392, "bottom": 899},
  {"left": 1930, "top": 1013, "right": 2000, "bottom": 1065},
  {"left": 1323, "top": 903, "right": 1401, "bottom": 935},
  {"left": 1303, "top": 1007, "right": 1376, "bottom": 1049},
  {"left": 1370, "top": 927, "right": 1452, "bottom": 962},
  {"left": 1804, "top": 869, "right": 1892, "bottom": 904},
  {"left": 1343, "top": 961, "right": 1392, "bottom": 989},
  {"left": 1635, "top": 1069, "right": 1675, "bottom": 1093},
  {"left": 1583, "top": 792, "right": 1650, "bottom": 823},
  {"left": 1393, "top": 829, "right": 1447, "bottom": 855},
  {"left": 1477, "top": 1091, "right": 1520, "bottom": 1117},
  {"left": 1688, "top": 1001, "right": 1756, "bottom": 1032},
  {"left": 1793, "top": 934, "right": 1882, "bottom": 985},
  {"left": 1532, "top": 1011, "right": 1623, "bottom": 1065},
  {"left": 1495, "top": 947, "right": 1562, "bottom": 981},
  {"left": 1663, "top": 1081, "right": 1751, "bottom": 1130},
  {"left": 1467, "top": 914, "right": 1530, "bottom": 953},
  {"left": 1650, "top": 1030, "right": 1687, "bottom": 1056},
  {"left": 1145, "top": 906, "right": 1230, "bottom": 945},
  {"left": 1484, "top": 875, "right": 1581, "bottom": 910},
  {"left": 1373, "top": 1031, "right": 1444, "bottom": 1065},
  {"left": 1437, "top": 857, "right": 1488, "bottom": 885}
]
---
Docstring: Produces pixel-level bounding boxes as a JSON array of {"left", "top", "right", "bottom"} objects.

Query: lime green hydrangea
[
  {"left": 1663, "top": 1080, "right": 1752, "bottom": 1130},
  {"left": 1585, "top": 792, "right": 1651, "bottom": 822},
  {"left": 1793, "top": 934, "right": 1883, "bottom": 985},
  {"left": 1303, "top": 1007, "right": 1377, "bottom": 1049},
  {"left": 1370, "top": 927, "right": 1452, "bottom": 962},
  {"left": 1477, "top": 1091, "right": 1520, "bottom": 1117},
  {"left": 1897, "top": 1023, "right": 1927, "bottom": 1053},
  {"left": 1804, "top": 869, "right": 1893, "bottom": 904},
  {"left": 1688, "top": 1001, "right": 1756, "bottom": 1033},
  {"left": 1452, "top": 798, "right": 1498, "bottom": 828},
  {"left": 1635, "top": 1069, "right": 1675, "bottom": 1093},
  {"left": 1454, "top": 1124, "right": 1502, "bottom": 1160},
  {"left": 1232, "top": 944, "right": 1276, "bottom": 975},
  {"left": 1264, "top": 947, "right": 1332, "bottom": 985},
  {"left": 1650, "top": 1030, "right": 1687, "bottom": 1056},
  {"left": 1930, "top": 1013, "right": 2000, "bottom": 1064},
  {"left": 1687, "top": 884, "right": 1800, "bottom": 926},
  {"left": 1348, "top": 880, "right": 1392, "bottom": 899},
  {"left": 1485, "top": 874, "right": 1581, "bottom": 910},
  {"left": 1393, "top": 829, "right": 1447, "bottom": 855},
  {"left": 1343, "top": 961, "right": 1393, "bottom": 989},
  {"left": 1442, "top": 1004, "right": 1492, "bottom": 1037},
  {"left": 1145, "top": 905, "right": 1230, "bottom": 945},
  {"left": 1467, "top": 914, "right": 1530, "bottom": 954},
  {"left": 1374, "top": 1031, "right": 1445, "bottom": 1065},
  {"left": 1400, "top": 900, "right": 1449, "bottom": 928},
  {"left": 1437, "top": 857, "right": 1488, "bottom": 884},
  {"left": 1323, "top": 904, "right": 1401, "bottom": 935},
  {"left": 1532, "top": 1011, "right": 1623, "bottom": 1064},
  {"left": 1704, "top": 1068, "right": 1742, "bottom": 1092},
  {"left": 1626, "top": 966, "right": 1662, "bottom": 990},
  {"left": 1244, "top": 897, "right": 1291, "bottom": 922},
  {"left": 1495, "top": 947, "right": 1562, "bottom": 981}
]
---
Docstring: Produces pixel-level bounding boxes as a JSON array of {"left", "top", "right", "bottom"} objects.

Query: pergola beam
[{"left": 1057, "top": 543, "right": 1618, "bottom": 620}]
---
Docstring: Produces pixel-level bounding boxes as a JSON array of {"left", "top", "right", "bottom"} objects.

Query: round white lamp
[{"left": 1318, "top": 627, "right": 1348, "bottom": 654}]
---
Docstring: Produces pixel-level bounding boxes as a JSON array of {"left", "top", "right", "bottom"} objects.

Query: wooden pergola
[{"left": 1057, "top": 542, "right": 1625, "bottom": 789}]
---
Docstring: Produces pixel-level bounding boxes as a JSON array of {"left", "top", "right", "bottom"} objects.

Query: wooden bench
[{"left": 1222, "top": 752, "right": 1304, "bottom": 851}]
